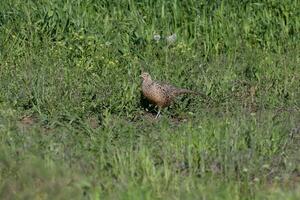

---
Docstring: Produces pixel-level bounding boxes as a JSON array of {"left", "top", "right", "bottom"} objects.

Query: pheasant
[{"left": 140, "top": 72, "right": 202, "bottom": 118}]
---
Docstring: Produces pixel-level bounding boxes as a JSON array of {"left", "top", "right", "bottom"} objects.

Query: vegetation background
[{"left": 0, "top": 0, "right": 299, "bottom": 199}]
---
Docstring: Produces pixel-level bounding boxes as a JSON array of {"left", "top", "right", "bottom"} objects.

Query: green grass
[{"left": 0, "top": 0, "right": 300, "bottom": 199}]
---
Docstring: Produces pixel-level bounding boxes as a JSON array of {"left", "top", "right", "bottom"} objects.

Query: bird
[{"left": 140, "top": 72, "right": 203, "bottom": 118}]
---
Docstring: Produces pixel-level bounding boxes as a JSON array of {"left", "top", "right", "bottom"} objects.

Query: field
[{"left": 0, "top": 0, "right": 300, "bottom": 199}]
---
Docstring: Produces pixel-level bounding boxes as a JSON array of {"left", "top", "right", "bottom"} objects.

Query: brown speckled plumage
[{"left": 140, "top": 72, "right": 200, "bottom": 118}]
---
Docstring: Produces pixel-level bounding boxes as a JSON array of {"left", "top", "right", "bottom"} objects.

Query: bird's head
[{"left": 140, "top": 72, "right": 152, "bottom": 81}]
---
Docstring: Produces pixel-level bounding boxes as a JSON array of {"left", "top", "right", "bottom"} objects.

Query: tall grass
[{"left": 0, "top": 0, "right": 299, "bottom": 199}]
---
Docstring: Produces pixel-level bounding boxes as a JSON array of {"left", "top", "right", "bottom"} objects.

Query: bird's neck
[{"left": 143, "top": 78, "right": 152, "bottom": 85}]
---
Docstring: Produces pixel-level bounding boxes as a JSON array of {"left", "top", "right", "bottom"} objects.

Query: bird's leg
[{"left": 155, "top": 108, "right": 161, "bottom": 119}]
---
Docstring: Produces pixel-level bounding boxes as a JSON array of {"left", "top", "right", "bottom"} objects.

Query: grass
[{"left": 0, "top": 0, "right": 300, "bottom": 199}]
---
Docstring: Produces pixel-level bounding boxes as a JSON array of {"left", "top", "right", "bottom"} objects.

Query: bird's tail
[{"left": 173, "top": 88, "right": 206, "bottom": 97}]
